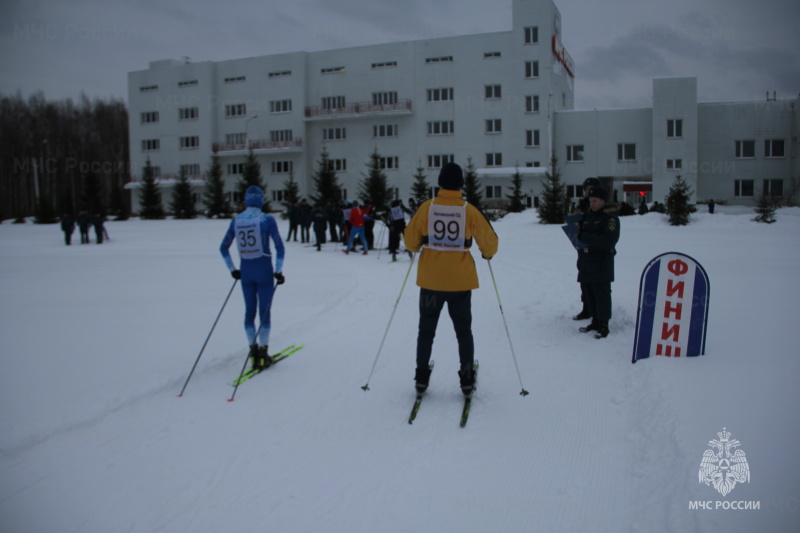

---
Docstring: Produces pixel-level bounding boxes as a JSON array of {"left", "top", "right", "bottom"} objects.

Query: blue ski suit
[{"left": 220, "top": 186, "right": 285, "bottom": 347}]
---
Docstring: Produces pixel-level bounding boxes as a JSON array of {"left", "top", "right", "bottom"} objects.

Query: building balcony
[
  {"left": 211, "top": 138, "right": 304, "bottom": 155},
  {"left": 304, "top": 99, "right": 413, "bottom": 120}
]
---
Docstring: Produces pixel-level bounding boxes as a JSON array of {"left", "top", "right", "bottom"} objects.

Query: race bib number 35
[
  {"left": 235, "top": 219, "right": 264, "bottom": 259},
  {"left": 427, "top": 202, "right": 467, "bottom": 251}
]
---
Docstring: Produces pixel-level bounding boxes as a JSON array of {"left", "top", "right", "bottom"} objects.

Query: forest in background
[{"left": 0, "top": 92, "right": 129, "bottom": 222}]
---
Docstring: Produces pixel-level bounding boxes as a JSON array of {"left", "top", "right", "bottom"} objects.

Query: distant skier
[
  {"left": 220, "top": 185, "right": 286, "bottom": 370},
  {"left": 404, "top": 162, "right": 498, "bottom": 395},
  {"left": 387, "top": 199, "right": 412, "bottom": 262}
]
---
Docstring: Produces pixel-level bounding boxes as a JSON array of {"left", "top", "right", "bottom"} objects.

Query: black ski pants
[{"left": 416, "top": 288, "right": 474, "bottom": 371}]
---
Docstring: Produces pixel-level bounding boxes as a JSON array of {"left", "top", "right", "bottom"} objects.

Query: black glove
[
  {"left": 231, "top": 270, "right": 241, "bottom": 280},
  {"left": 274, "top": 272, "right": 285, "bottom": 285}
]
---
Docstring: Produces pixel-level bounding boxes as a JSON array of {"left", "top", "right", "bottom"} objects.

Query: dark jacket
[{"left": 577, "top": 204, "right": 620, "bottom": 283}]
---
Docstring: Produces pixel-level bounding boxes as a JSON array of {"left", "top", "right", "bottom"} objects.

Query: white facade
[
  {"left": 127, "top": 0, "right": 798, "bottom": 213},
  {"left": 554, "top": 77, "right": 799, "bottom": 207},
  {"left": 127, "top": 0, "right": 573, "bottom": 212}
]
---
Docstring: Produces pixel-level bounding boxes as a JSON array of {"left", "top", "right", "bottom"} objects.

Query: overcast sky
[{"left": 2, "top": 0, "right": 798, "bottom": 109}]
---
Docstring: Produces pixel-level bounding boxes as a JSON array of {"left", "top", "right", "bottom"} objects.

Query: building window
[
  {"left": 178, "top": 80, "right": 197, "bottom": 87},
  {"left": 371, "top": 61, "right": 397, "bottom": 68},
  {"left": 566, "top": 145, "right": 584, "bottom": 162},
  {"left": 226, "top": 133, "right": 246, "bottom": 145},
  {"left": 268, "top": 70, "right": 291, "bottom": 78},
  {"left": 617, "top": 143, "right": 636, "bottom": 161},
  {"left": 666, "top": 159, "right": 683, "bottom": 170},
  {"left": 179, "top": 136, "right": 199, "bottom": 149},
  {"left": 271, "top": 161, "right": 293, "bottom": 173},
  {"left": 272, "top": 190, "right": 285, "bottom": 202},
  {"left": 227, "top": 163, "right": 245, "bottom": 175},
  {"left": 763, "top": 179, "right": 783, "bottom": 197},
  {"left": 323, "top": 127, "right": 346, "bottom": 141},
  {"left": 566, "top": 185, "right": 583, "bottom": 198},
  {"left": 486, "top": 119, "right": 502, "bottom": 133},
  {"left": 526, "top": 130, "right": 540, "bottom": 147},
  {"left": 484, "top": 51, "right": 501, "bottom": 58},
  {"left": 427, "top": 154, "right": 454, "bottom": 168},
  {"left": 525, "top": 61, "right": 539, "bottom": 78},
  {"left": 764, "top": 139, "right": 785, "bottom": 158},
  {"left": 180, "top": 164, "right": 200, "bottom": 176},
  {"left": 427, "top": 121, "right": 454, "bottom": 135},
  {"left": 321, "top": 66, "right": 345, "bottom": 74},
  {"left": 427, "top": 88, "right": 454, "bottom": 101},
  {"left": 225, "top": 104, "right": 246, "bottom": 117},
  {"left": 144, "top": 165, "right": 161, "bottom": 178},
  {"left": 486, "top": 153, "right": 502, "bottom": 166},
  {"left": 139, "top": 85, "right": 158, "bottom": 92},
  {"left": 224, "top": 76, "right": 246, "bottom": 83},
  {"left": 526, "top": 95, "right": 539, "bottom": 113},
  {"left": 322, "top": 96, "right": 346, "bottom": 109},
  {"left": 734, "top": 179, "right": 754, "bottom": 197},
  {"left": 379, "top": 156, "right": 400, "bottom": 169},
  {"left": 735, "top": 140, "right": 756, "bottom": 158},
  {"left": 486, "top": 185, "right": 502, "bottom": 199},
  {"left": 328, "top": 159, "right": 347, "bottom": 171},
  {"left": 373, "top": 124, "right": 399, "bottom": 138},
  {"left": 179, "top": 107, "right": 198, "bottom": 121},
  {"left": 373, "top": 92, "right": 398, "bottom": 105},
  {"left": 270, "top": 130, "right": 293, "bottom": 142},
  {"left": 667, "top": 119, "right": 683, "bottom": 138},
  {"left": 425, "top": 56, "right": 453, "bottom": 63},
  {"left": 141, "top": 139, "right": 160, "bottom": 152},
  {"left": 524, "top": 26, "right": 539, "bottom": 44},
  {"left": 485, "top": 85, "right": 501, "bottom": 99},
  {"left": 270, "top": 100, "right": 292, "bottom": 113},
  {"left": 141, "top": 111, "right": 159, "bottom": 124}
]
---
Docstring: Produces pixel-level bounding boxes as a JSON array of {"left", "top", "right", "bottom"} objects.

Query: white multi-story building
[{"left": 127, "top": 0, "right": 798, "bottom": 213}]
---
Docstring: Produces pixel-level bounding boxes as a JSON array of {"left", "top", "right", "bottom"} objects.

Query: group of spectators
[{"left": 60, "top": 211, "right": 108, "bottom": 245}]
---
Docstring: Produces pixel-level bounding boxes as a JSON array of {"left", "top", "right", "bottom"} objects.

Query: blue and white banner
[{"left": 632, "top": 252, "right": 710, "bottom": 363}]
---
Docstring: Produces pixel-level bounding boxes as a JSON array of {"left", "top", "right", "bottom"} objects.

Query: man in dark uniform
[
  {"left": 576, "top": 186, "right": 620, "bottom": 339},
  {"left": 572, "top": 177, "right": 600, "bottom": 321}
]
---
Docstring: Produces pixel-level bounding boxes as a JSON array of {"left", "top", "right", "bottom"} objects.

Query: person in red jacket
[{"left": 342, "top": 201, "right": 370, "bottom": 255}]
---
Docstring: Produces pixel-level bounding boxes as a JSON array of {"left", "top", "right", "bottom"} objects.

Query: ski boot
[
  {"left": 251, "top": 345, "right": 272, "bottom": 371},
  {"left": 415, "top": 366, "right": 432, "bottom": 393},
  {"left": 458, "top": 365, "right": 475, "bottom": 397}
]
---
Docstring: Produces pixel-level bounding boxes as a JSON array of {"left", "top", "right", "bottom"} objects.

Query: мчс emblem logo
[{"left": 699, "top": 428, "right": 750, "bottom": 496}]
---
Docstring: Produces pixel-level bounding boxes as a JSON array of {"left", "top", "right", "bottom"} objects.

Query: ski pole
[
  {"left": 362, "top": 252, "right": 416, "bottom": 391},
  {"left": 228, "top": 282, "right": 279, "bottom": 402},
  {"left": 178, "top": 278, "right": 238, "bottom": 397},
  {"left": 487, "top": 260, "right": 530, "bottom": 396}
]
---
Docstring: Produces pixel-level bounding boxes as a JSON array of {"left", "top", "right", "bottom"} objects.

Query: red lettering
[
  {"left": 664, "top": 301, "right": 683, "bottom": 320},
  {"left": 666, "top": 279, "right": 685, "bottom": 299},
  {"left": 661, "top": 322, "right": 680, "bottom": 342},
  {"left": 667, "top": 259, "right": 689, "bottom": 276},
  {"left": 656, "top": 344, "right": 682, "bottom": 357}
]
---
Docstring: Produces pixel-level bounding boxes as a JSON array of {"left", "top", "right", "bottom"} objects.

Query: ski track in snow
[{"left": 1, "top": 208, "right": 799, "bottom": 533}]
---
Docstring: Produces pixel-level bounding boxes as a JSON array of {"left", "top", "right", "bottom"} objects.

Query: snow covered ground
[{"left": 1, "top": 206, "right": 798, "bottom": 533}]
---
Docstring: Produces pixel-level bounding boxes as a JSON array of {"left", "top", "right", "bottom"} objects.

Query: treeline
[{"left": 0, "top": 91, "right": 129, "bottom": 222}]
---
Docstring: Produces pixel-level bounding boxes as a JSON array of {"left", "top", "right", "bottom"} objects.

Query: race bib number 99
[
  {"left": 427, "top": 202, "right": 467, "bottom": 251},
  {"left": 235, "top": 219, "right": 264, "bottom": 259}
]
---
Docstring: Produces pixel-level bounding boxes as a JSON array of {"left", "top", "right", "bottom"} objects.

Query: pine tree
[
  {"left": 236, "top": 148, "right": 269, "bottom": 211},
  {"left": 282, "top": 171, "right": 301, "bottom": 213},
  {"left": 311, "top": 147, "right": 342, "bottom": 205},
  {"left": 203, "top": 156, "right": 231, "bottom": 218},
  {"left": 537, "top": 155, "right": 569, "bottom": 224},
  {"left": 462, "top": 157, "right": 484, "bottom": 211},
  {"left": 169, "top": 167, "right": 197, "bottom": 219},
  {"left": 753, "top": 193, "right": 777, "bottom": 224},
  {"left": 81, "top": 170, "right": 104, "bottom": 216},
  {"left": 506, "top": 169, "right": 526, "bottom": 212},
  {"left": 358, "top": 149, "right": 392, "bottom": 211},
  {"left": 34, "top": 193, "right": 57, "bottom": 224},
  {"left": 411, "top": 165, "right": 431, "bottom": 206},
  {"left": 139, "top": 159, "right": 165, "bottom": 219},
  {"left": 665, "top": 174, "right": 696, "bottom": 226}
]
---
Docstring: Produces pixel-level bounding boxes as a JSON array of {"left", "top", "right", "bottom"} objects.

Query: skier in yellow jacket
[{"left": 404, "top": 162, "right": 499, "bottom": 395}]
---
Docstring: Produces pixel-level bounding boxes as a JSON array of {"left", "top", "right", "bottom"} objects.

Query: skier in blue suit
[{"left": 220, "top": 186, "right": 286, "bottom": 370}]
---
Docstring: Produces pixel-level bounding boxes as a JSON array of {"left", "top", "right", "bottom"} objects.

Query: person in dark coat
[
  {"left": 325, "top": 200, "right": 339, "bottom": 242},
  {"left": 92, "top": 213, "right": 106, "bottom": 244},
  {"left": 287, "top": 201, "right": 300, "bottom": 241},
  {"left": 638, "top": 198, "right": 649, "bottom": 215},
  {"left": 60, "top": 213, "right": 75, "bottom": 245},
  {"left": 312, "top": 203, "right": 327, "bottom": 251},
  {"left": 387, "top": 199, "right": 412, "bottom": 261},
  {"left": 576, "top": 186, "right": 620, "bottom": 339},
  {"left": 572, "top": 177, "right": 600, "bottom": 321},
  {"left": 77, "top": 210, "right": 91, "bottom": 244},
  {"left": 299, "top": 199, "right": 312, "bottom": 243},
  {"left": 708, "top": 199, "right": 715, "bottom": 214}
]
